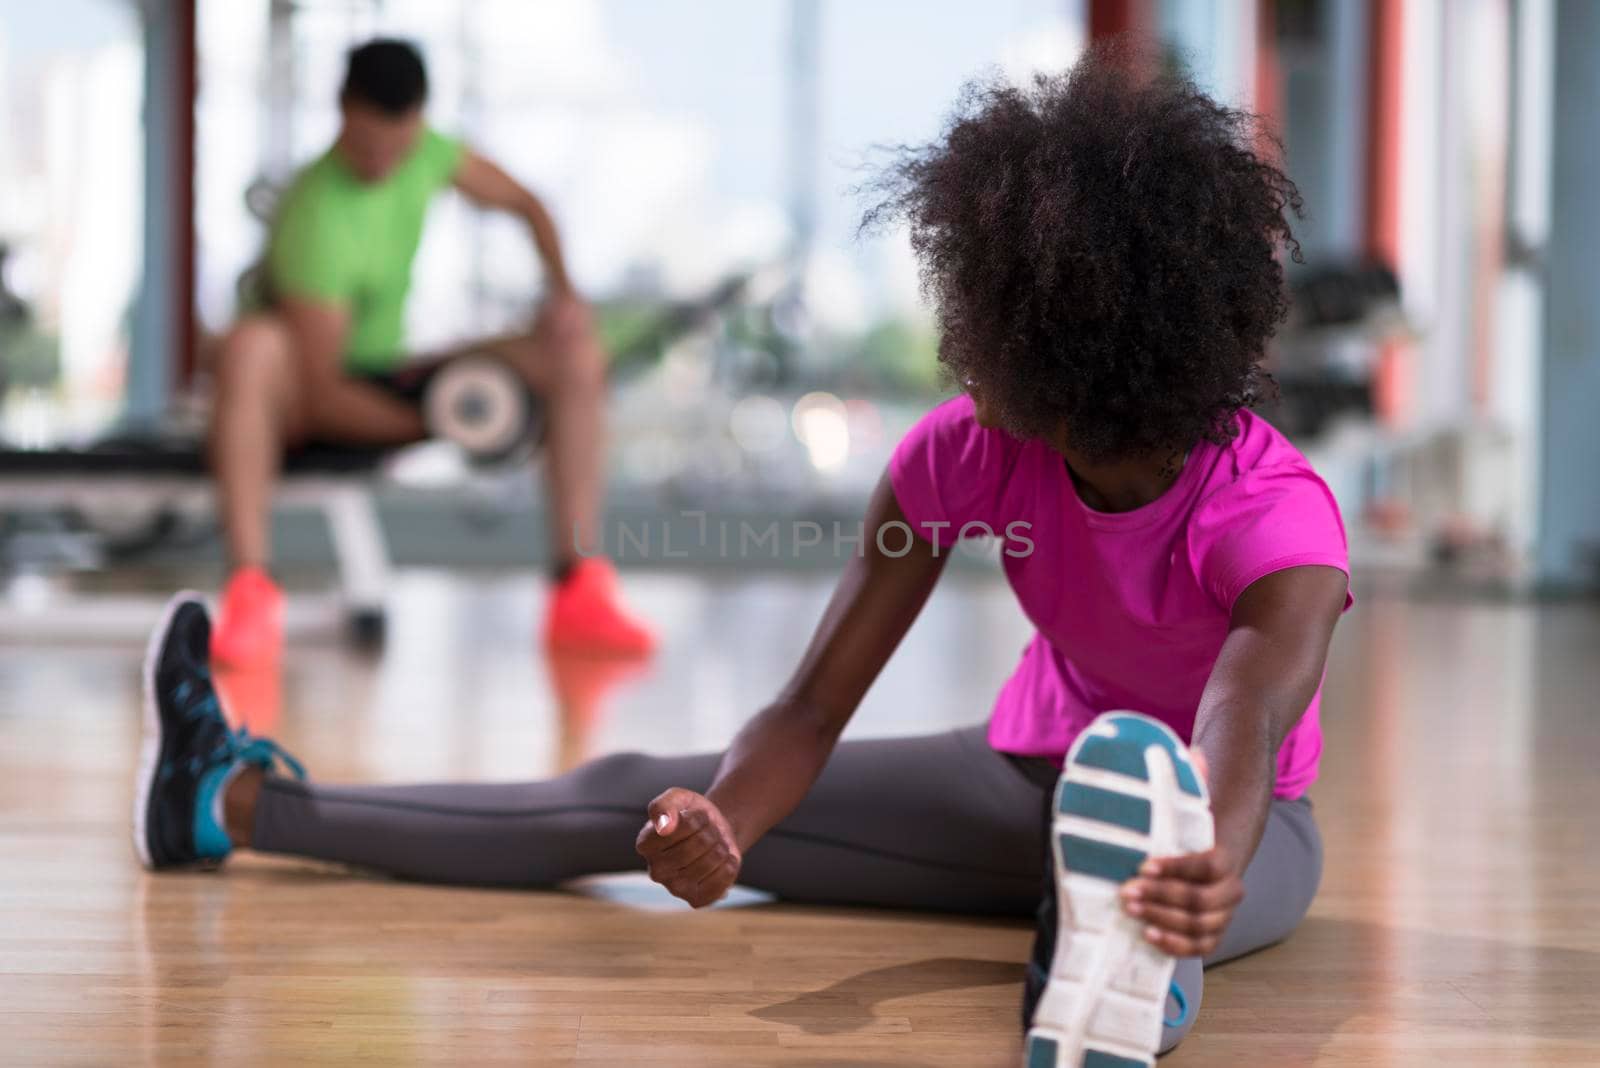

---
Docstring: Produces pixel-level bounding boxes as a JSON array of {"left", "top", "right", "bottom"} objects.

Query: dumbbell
[{"left": 422, "top": 355, "right": 542, "bottom": 464}]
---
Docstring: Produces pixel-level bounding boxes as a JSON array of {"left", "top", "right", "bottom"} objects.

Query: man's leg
[
  {"left": 208, "top": 315, "right": 432, "bottom": 665},
  {"left": 228, "top": 726, "right": 1047, "bottom": 912},
  {"left": 469, "top": 306, "right": 653, "bottom": 653},
  {"left": 209, "top": 315, "right": 309, "bottom": 572},
  {"left": 1158, "top": 796, "right": 1322, "bottom": 1052},
  {"left": 473, "top": 307, "right": 608, "bottom": 571},
  {"left": 208, "top": 316, "right": 313, "bottom": 665}
]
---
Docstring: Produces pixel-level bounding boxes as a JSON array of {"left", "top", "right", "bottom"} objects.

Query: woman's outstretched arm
[
  {"left": 1121, "top": 564, "right": 1348, "bottom": 956},
  {"left": 636, "top": 470, "right": 948, "bottom": 906}
]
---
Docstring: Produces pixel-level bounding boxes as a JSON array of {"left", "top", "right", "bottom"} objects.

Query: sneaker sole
[
  {"left": 1024, "top": 712, "right": 1214, "bottom": 1068},
  {"left": 132, "top": 592, "right": 205, "bottom": 870}
]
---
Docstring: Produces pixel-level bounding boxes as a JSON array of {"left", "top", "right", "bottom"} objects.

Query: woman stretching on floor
[{"left": 134, "top": 46, "right": 1350, "bottom": 1065}]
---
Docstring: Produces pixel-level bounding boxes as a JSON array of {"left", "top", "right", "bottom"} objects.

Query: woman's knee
[
  {"left": 1158, "top": 956, "right": 1203, "bottom": 1055},
  {"left": 567, "top": 751, "right": 657, "bottom": 805},
  {"left": 565, "top": 749, "right": 720, "bottom": 815}
]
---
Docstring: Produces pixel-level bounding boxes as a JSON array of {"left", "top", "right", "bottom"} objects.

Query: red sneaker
[
  {"left": 542, "top": 559, "right": 655, "bottom": 656},
  {"left": 211, "top": 567, "right": 284, "bottom": 668}
]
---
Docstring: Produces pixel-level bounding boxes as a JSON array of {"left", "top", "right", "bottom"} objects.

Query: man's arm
[
  {"left": 635, "top": 472, "right": 949, "bottom": 906},
  {"left": 1122, "top": 564, "right": 1348, "bottom": 956},
  {"left": 278, "top": 297, "right": 426, "bottom": 443},
  {"left": 452, "top": 150, "right": 575, "bottom": 295}
]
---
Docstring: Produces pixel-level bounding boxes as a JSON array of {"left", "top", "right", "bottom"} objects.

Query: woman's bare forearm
[
  {"left": 707, "top": 699, "right": 840, "bottom": 852},
  {"left": 1191, "top": 565, "right": 1348, "bottom": 870}
]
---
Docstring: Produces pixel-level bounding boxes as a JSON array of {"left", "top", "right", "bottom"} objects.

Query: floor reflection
[{"left": 546, "top": 650, "right": 651, "bottom": 772}]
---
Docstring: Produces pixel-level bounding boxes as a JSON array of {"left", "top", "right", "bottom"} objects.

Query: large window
[
  {"left": 195, "top": 0, "right": 1083, "bottom": 499},
  {"left": 197, "top": 0, "right": 1082, "bottom": 350},
  {"left": 0, "top": 0, "right": 142, "bottom": 444}
]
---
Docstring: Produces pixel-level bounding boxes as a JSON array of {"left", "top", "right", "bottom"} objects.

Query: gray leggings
[{"left": 253, "top": 726, "right": 1321, "bottom": 1050}]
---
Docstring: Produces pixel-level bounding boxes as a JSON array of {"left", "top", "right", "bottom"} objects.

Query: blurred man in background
[{"left": 209, "top": 38, "right": 652, "bottom": 665}]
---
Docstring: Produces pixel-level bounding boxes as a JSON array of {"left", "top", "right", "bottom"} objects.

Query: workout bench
[{"left": 0, "top": 437, "right": 394, "bottom": 642}]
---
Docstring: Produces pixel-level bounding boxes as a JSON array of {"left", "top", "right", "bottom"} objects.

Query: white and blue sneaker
[
  {"left": 133, "top": 592, "right": 305, "bottom": 870},
  {"left": 1023, "top": 711, "right": 1214, "bottom": 1068}
]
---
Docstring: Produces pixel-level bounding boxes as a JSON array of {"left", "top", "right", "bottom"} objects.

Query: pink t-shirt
[{"left": 890, "top": 395, "right": 1352, "bottom": 799}]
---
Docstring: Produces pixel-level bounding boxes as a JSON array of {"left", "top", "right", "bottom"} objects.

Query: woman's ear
[{"left": 965, "top": 381, "right": 1002, "bottom": 430}]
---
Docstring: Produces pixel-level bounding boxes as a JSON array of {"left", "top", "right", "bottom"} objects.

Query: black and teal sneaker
[
  {"left": 133, "top": 592, "right": 305, "bottom": 870},
  {"left": 1022, "top": 711, "right": 1212, "bottom": 1068}
]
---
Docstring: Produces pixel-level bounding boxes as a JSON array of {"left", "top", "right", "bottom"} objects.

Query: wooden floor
[{"left": 2, "top": 570, "right": 1598, "bottom": 1066}]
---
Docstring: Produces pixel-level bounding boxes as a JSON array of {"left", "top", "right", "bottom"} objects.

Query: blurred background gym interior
[{"left": 2, "top": 1, "right": 1598, "bottom": 1065}]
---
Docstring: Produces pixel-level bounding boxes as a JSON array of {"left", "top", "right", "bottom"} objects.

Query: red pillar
[
  {"left": 173, "top": 0, "right": 198, "bottom": 391},
  {"left": 1087, "top": 0, "right": 1155, "bottom": 45},
  {"left": 1365, "top": 0, "right": 1407, "bottom": 426},
  {"left": 1255, "top": 0, "right": 1282, "bottom": 133}
]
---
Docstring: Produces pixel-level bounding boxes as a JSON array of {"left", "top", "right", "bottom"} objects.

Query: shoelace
[
  {"left": 1164, "top": 979, "right": 1188, "bottom": 1029},
  {"left": 223, "top": 726, "right": 308, "bottom": 781},
  {"left": 170, "top": 673, "right": 307, "bottom": 782}
]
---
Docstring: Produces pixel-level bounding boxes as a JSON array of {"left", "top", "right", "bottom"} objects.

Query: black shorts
[
  {"left": 356, "top": 359, "right": 450, "bottom": 407},
  {"left": 289, "top": 360, "right": 449, "bottom": 460},
  {"left": 348, "top": 356, "right": 546, "bottom": 454}
]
